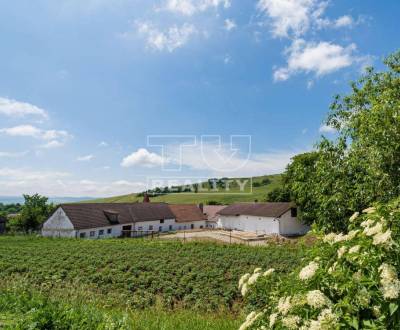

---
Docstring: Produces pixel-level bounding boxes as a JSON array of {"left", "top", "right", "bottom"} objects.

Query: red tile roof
[
  {"left": 203, "top": 205, "right": 226, "bottom": 221},
  {"left": 168, "top": 204, "right": 206, "bottom": 223}
]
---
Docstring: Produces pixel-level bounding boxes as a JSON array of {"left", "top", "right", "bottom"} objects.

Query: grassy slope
[{"left": 87, "top": 174, "right": 282, "bottom": 204}]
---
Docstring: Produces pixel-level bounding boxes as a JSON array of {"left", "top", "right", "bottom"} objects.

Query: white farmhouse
[
  {"left": 42, "top": 202, "right": 206, "bottom": 239},
  {"left": 216, "top": 202, "right": 309, "bottom": 236}
]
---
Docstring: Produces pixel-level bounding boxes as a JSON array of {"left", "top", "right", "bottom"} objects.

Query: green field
[
  {"left": 0, "top": 235, "right": 303, "bottom": 329},
  {"left": 87, "top": 174, "right": 282, "bottom": 204}
]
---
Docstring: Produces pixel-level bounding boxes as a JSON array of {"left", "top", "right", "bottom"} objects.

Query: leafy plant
[{"left": 239, "top": 198, "right": 400, "bottom": 329}]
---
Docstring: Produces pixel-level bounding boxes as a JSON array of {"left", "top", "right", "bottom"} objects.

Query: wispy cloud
[
  {"left": 0, "top": 151, "right": 29, "bottom": 158},
  {"left": 77, "top": 154, "right": 94, "bottom": 162},
  {"left": 163, "top": 0, "right": 231, "bottom": 16},
  {"left": 224, "top": 19, "right": 236, "bottom": 31},
  {"left": 0, "top": 124, "right": 72, "bottom": 149},
  {"left": 0, "top": 167, "right": 146, "bottom": 197},
  {"left": 131, "top": 21, "right": 197, "bottom": 52},
  {"left": 0, "top": 97, "right": 48, "bottom": 120}
]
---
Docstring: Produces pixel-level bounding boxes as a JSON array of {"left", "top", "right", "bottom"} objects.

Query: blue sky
[{"left": 0, "top": 0, "right": 398, "bottom": 197}]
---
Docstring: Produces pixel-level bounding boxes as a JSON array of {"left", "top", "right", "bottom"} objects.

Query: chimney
[
  {"left": 143, "top": 192, "right": 150, "bottom": 203},
  {"left": 198, "top": 203, "right": 204, "bottom": 213}
]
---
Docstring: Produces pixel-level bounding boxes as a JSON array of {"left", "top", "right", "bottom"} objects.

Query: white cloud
[
  {"left": 135, "top": 21, "right": 197, "bottom": 52},
  {"left": 164, "top": 0, "right": 231, "bottom": 16},
  {"left": 257, "top": 0, "right": 324, "bottom": 38},
  {"left": 0, "top": 151, "right": 29, "bottom": 158},
  {"left": 98, "top": 141, "right": 108, "bottom": 147},
  {"left": 121, "top": 148, "right": 165, "bottom": 168},
  {"left": 77, "top": 154, "right": 94, "bottom": 162},
  {"left": 274, "top": 39, "right": 357, "bottom": 81},
  {"left": 257, "top": 0, "right": 356, "bottom": 38},
  {"left": 319, "top": 124, "right": 336, "bottom": 134},
  {"left": 224, "top": 19, "right": 236, "bottom": 31},
  {"left": 0, "top": 125, "right": 72, "bottom": 150},
  {"left": 143, "top": 142, "right": 305, "bottom": 177},
  {"left": 0, "top": 97, "right": 48, "bottom": 120},
  {"left": 0, "top": 125, "right": 71, "bottom": 140},
  {"left": 40, "top": 140, "right": 66, "bottom": 149},
  {"left": 333, "top": 15, "right": 354, "bottom": 28}
]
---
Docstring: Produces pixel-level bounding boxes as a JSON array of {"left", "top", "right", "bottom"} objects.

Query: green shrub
[{"left": 239, "top": 198, "right": 400, "bottom": 329}]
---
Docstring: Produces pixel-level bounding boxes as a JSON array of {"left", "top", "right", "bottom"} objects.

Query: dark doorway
[{"left": 122, "top": 225, "right": 132, "bottom": 238}]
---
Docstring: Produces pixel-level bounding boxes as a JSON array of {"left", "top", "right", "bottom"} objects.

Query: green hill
[{"left": 86, "top": 174, "right": 282, "bottom": 204}]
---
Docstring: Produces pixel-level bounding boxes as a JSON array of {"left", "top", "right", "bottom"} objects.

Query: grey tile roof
[{"left": 217, "top": 202, "right": 294, "bottom": 218}]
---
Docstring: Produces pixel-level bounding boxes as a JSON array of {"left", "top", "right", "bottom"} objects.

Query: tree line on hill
[
  {"left": 139, "top": 177, "right": 271, "bottom": 197},
  {"left": 266, "top": 51, "right": 400, "bottom": 232}
]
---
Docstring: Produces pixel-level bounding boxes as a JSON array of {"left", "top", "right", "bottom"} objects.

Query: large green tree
[
  {"left": 282, "top": 51, "right": 400, "bottom": 232},
  {"left": 9, "top": 194, "right": 55, "bottom": 233}
]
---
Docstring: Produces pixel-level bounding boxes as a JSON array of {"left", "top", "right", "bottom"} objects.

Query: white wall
[
  {"left": 75, "top": 219, "right": 206, "bottom": 239},
  {"left": 42, "top": 208, "right": 76, "bottom": 238},
  {"left": 217, "top": 215, "right": 280, "bottom": 235},
  {"left": 217, "top": 210, "right": 309, "bottom": 236},
  {"left": 279, "top": 210, "right": 309, "bottom": 236},
  {"left": 175, "top": 220, "right": 206, "bottom": 230}
]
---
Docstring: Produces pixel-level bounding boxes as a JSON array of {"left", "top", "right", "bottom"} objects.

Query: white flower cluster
[
  {"left": 299, "top": 261, "right": 319, "bottom": 281},
  {"left": 277, "top": 296, "right": 292, "bottom": 315},
  {"left": 379, "top": 263, "right": 400, "bottom": 300},
  {"left": 362, "top": 217, "right": 393, "bottom": 247},
  {"left": 282, "top": 315, "right": 301, "bottom": 329},
  {"left": 238, "top": 273, "right": 251, "bottom": 296},
  {"left": 323, "top": 229, "right": 359, "bottom": 245},
  {"left": 362, "top": 207, "right": 376, "bottom": 214},
  {"left": 306, "top": 290, "right": 331, "bottom": 309},
  {"left": 238, "top": 311, "right": 262, "bottom": 330},
  {"left": 239, "top": 267, "right": 272, "bottom": 297},
  {"left": 337, "top": 246, "right": 347, "bottom": 259},
  {"left": 349, "top": 211, "right": 359, "bottom": 222},
  {"left": 307, "top": 308, "right": 338, "bottom": 330}
]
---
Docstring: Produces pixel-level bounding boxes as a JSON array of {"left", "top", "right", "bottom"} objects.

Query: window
[
  {"left": 149, "top": 225, "right": 153, "bottom": 231},
  {"left": 190, "top": 224, "right": 194, "bottom": 229},
  {"left": 291, "top": 207, "right": 298, "bottom": 217},
  {"left": 107, "top": 228, "right": 112, "bottom": 234},
  {"left": 169, "top": 225, "right": 173, "bottom": 230},
  {"left": 200, "top": 225, "right": 204, "bottom": 229},
  {"left": 159, "top": 226, "right": 162, "bottom": 232},
  {"left": 183, "top": 225, "right": 187, "bottom": 230},
  {"left": 99, "top": 229, "right": 104, "bottom": 235},
  {"left": 90, "top": 231, "right": 95, "bottom": 237},
  {"left": 160, "top": 219, "right": 164, "bottom": 224},
  {"left": 80, "top": 232, "right": 86, "bottom": 238},
  {"left": 137, "top": 226, "right": 143, "bottom": 231}
]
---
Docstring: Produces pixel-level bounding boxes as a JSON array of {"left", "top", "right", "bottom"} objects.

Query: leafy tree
[
  {"left": 8, "top": 194, "right": 55, "bottom": 233},
  {"left": 283, "top": 51, "right": 400, "bottom": 232},
  {"left": 265, "top": 187, "right": 291, "bottom": 203},
  {"left": 261, "top": 178, "right": 271, "bottom": 185}
]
